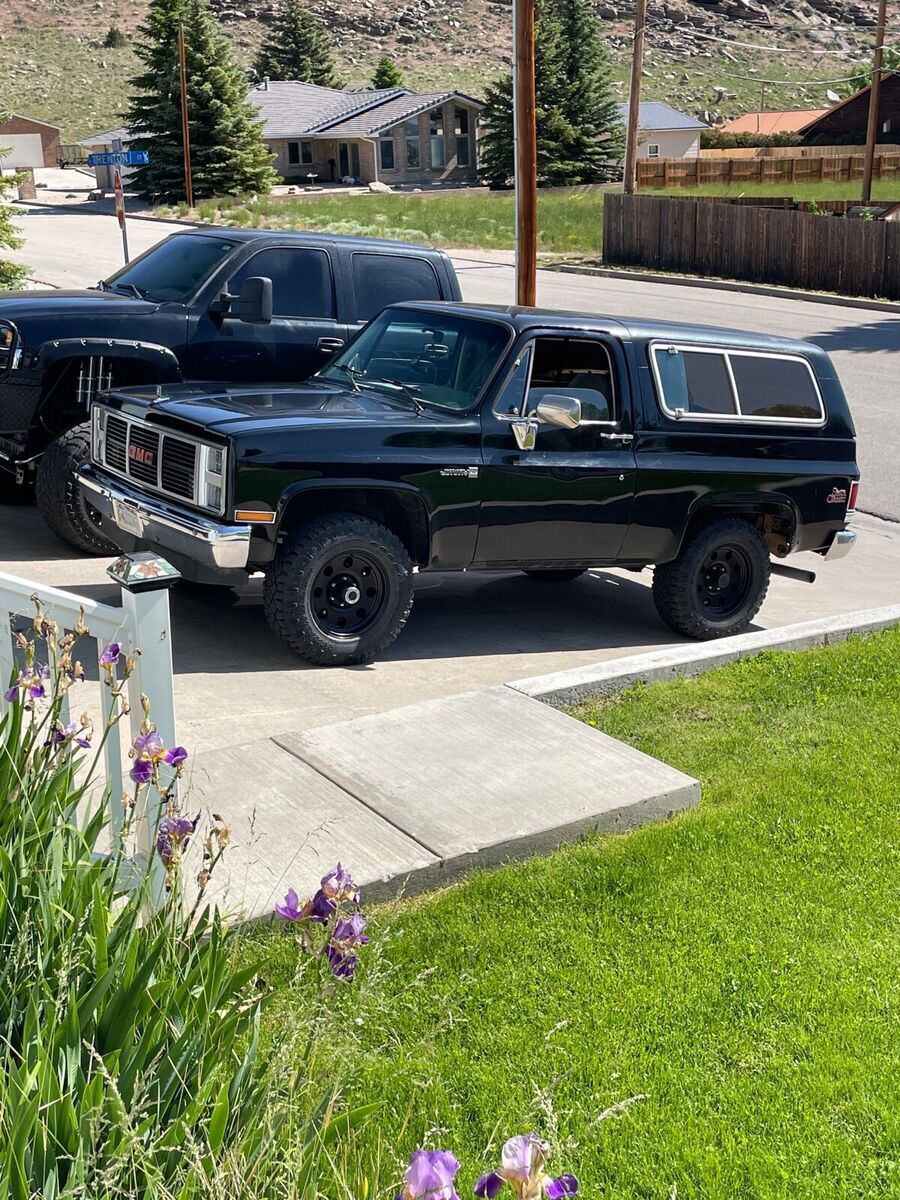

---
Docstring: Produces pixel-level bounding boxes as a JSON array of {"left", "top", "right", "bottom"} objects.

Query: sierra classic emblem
[
  {"left": 129, "top": 444, "right": 155, "bottom": 467},
  {"left": 826, "top": 486, "right": 847, "bottom": 504}
]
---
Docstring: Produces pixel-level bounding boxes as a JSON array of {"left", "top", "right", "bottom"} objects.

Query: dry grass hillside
[{"left": 0, "top": 0, "right": 883, "bottom": 141}]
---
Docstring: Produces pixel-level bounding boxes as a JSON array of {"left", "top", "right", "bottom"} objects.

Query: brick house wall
[{"left": 0, "top": 115, "right": 61, "bottom": 167}]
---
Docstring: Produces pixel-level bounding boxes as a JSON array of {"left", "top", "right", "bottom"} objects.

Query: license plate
[{"left": 112, "top": 499, "right": 145, "bottom": 538}]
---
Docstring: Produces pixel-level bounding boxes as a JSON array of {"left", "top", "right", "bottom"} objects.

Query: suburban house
[
  {"left": 616, "top": 101, "right": 707, "bottom": 160},
  {"left": 720, "top": 109, "right": 828, "bottom": 136},
  {"left": 80, "top": 127, "right": 136, "bottom": 190},
  {"left": 799, "top": 72, "right": 900, "bottom": 143},
  {"left": 247, "top": 81, "right": 483, "bottom": 186},
  {"left": 0, "top": 113, "right": 61, "bottom": 169}
]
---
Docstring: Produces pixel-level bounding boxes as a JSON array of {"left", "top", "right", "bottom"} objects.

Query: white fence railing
[{"left": 0, "top": 555, "right": 179, "bottom": 903}]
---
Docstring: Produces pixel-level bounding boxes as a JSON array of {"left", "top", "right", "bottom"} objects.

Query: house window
[
  {"left": 647, "top": 143, "right": 660, "bottom": 159},
  {"left": 379, "top": 135, "right": 395, "bottom": 170},
  {"left": 288, "top": 141, "right": 314, "bottom": 166},
  {"left": 429, "top": 108, "right": 446, "bottom": 168},
  {"left": 455, "top": 107, "right": 470, "bottom": 167},
  {"left": 405, "top": 119, "right": 421, "bottom": 169}
]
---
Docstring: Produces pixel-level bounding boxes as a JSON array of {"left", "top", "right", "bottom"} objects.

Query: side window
[
  {"left": 729, "top": 354, "right": 823, "bottom": 420},
  {"left": 229, "top": 248, "right": 335, "bottom": 320},
  {"left": 655, "top": 348, "right": 736, "bottom": 416},
  {"left": 493, "top": 347, "right": 533, "bottom": 417},
  {"left": 528, "top": 337, "right": 616, "bottom": 423},
  {"left": 350, "top": 253, "right": 442, "bottom": 323}
]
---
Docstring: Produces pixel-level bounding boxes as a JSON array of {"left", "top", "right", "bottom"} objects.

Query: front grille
[{"left": 95, "top": 406, "right": 218, "bottom": 511}]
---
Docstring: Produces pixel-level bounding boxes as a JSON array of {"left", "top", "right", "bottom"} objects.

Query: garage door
[{"left": 0, "top": 135, "right": 45, "bottom": 170}]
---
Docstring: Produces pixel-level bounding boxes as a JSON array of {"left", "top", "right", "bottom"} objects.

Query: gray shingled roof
[
  {"left": 247, "top": 81, "right": 482, "bottom": 139},
  {"left": 615, "top": 101, "right": 708, "bottom": 131}
]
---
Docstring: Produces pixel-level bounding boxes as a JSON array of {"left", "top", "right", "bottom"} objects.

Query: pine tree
[
  {"left": 126, "top": 0, "right": 277, "bottom": 202},
  {"left": 480, "top": 0, "right": 624, "bottom": 187},
  {"left": 372, "top": 55, "right": 404, "bottom": 89},
  {"left": 0, "top": 155, "right": 27, "bottom": 291},
  {"left": 254, "top": 0, "right": 340, "bottom": 87}
]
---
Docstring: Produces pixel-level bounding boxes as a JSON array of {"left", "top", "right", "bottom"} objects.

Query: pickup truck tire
[
  {"left": 35, "top": 423, "right": 120, "bottom": 556},
  {"left": 264, "top": 514, "right": 414, "bottom": 666},
  {"left": 652, "top": 518, "right": 770, "bottom": 640},
  {"left": 523, "top": 569, "right": 587, "bottom": 582}
]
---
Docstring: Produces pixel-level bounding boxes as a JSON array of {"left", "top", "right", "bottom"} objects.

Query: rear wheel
[
  {"left": 35, "top": 423, "right": 119, "bottom": 555},
  {"left": 522, "top": 569, "right": 587, "bottom": 582},
  {"left": 652, "top": 518, "right": 770, "bottom": 640},
  {"left": 264, "top": 514, "right": 414, "bottom": 665}
]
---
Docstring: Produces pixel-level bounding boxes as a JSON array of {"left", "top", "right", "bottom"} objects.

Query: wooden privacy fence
[
  {"left": 637, "top": 152, "right": 900, "bottom": 190},
  {"left": 699, "top": 144, "right": 898, "bottom": 160},
  {"left": 603, "top": 193, "right": 900, "bottom": 301}
]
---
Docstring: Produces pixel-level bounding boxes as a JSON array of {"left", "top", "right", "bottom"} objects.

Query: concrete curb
[
  {"left": 547, "top": 264, "right": 900, "bottom": 314},
  {"left": 509, "top": 604, "right": 900, "bottom": 707}
]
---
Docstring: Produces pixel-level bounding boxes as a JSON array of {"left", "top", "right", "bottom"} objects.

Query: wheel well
[
  {"left": 684, "top": 503, "right": 797, "bottom": 557},
  {"left": 31, "top": 356, "right": 173, "bottom": 448},
  {"left": 279, "top": 488, "right": 431, "bottom": 566}
]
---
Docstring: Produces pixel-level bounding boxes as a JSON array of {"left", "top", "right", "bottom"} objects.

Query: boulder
[{"left": 369, "top": 180, "right": 393, "bottom": 193}]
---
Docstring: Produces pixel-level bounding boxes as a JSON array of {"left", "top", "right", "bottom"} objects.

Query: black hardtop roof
[
  {"left": 391, "top": 301, "right": 826, "bottom": 358},
  {"left": 170, "top": 226, "right": 451, "bottom": 257}
]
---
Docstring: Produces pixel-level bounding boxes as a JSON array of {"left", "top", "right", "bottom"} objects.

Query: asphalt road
[{"left": 9, "top": 201, "right": 898, "bottom": 521}]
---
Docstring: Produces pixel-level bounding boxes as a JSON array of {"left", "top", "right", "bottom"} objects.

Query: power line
[
  {"left": 644, "top": 23, "right": 880, "bottom": 55},
  {"left": 701, "top": 64, "right": 896, "bottom": 86}
]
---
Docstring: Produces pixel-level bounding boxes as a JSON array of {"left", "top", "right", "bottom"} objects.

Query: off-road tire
[
  {"left": 35, "top": 423, "right": 119, "bottom": 555},
  {"left": 523, "top": 569, "right": 587, "bottom": 582},
  {"left": 652, "top": 517, "right": 770, "bottom": 640},
  {"left": 264, "top": 513, "right": 414, "bottom": 666}
]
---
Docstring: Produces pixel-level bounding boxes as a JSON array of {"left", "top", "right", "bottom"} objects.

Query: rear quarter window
[
  {"left": 651, "top": 343, "right": 825, "bottom": 425},
  {"left": 350, "top": 253, "right": 442, "bottom": 322}
]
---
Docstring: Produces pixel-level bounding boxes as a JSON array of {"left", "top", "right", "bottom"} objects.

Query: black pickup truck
[
  {"left": 0, "top": 229, "right": 460, "bottom": 552},
  {"left": 78, "top": 302, "right": 859, "bottom": 665}
]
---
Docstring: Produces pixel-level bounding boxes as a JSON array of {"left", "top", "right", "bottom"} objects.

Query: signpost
[
  {"left": 86, "top": 146, "right": 149, "bottom": 266},
  {"left": 113, "top": 168, "right": 129, "bottom": 264}
]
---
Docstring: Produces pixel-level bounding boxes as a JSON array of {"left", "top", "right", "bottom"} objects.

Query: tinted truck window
[
  {"left": 655, "top": 348, "right": 736, "bottom": 416},
  {"left": 351, "top": 253, "right": 441, "bottom": 322},
  {"left": 729, "top": 354, "right": 823, "bottom": 421},
  {"left": 105, "top": 234, "right": 235, "bottom": 302},
  {"left": 229, "top": 247, "right": 336, "bottom": 319}
]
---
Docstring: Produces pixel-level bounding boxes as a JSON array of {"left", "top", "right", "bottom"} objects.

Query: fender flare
[
  {"left": 34, "top": 337, "right": 183, "bottom": 381},
  {"left": 678, "top": 491, "right": 802, "bottom": 556}
]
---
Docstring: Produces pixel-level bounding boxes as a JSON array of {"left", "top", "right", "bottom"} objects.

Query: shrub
[{"left": 103, "top": 24, "right": 129, "bottom": 48}]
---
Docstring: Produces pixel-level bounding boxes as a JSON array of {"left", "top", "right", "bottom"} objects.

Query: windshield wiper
[
  {"left": 334, "top": 363, "right": 364, "bottom": 392},
  {"left": 372, "top": 379, "right": 426, "bottom": 414},
  {"left": 108, "top": 282, "right": 148, "bottom": 300}
]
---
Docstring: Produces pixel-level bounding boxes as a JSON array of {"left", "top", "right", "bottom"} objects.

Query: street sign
[{"left": 87, "top": 150, "right": 150, "bottom": 167}]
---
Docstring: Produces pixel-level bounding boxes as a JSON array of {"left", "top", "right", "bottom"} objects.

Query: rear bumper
[
  {"left": 78, "top": 464, "right": 252, "bottom": 583},
  {"left": 823, "top": 527, "right": 857, "bottom": 561}
]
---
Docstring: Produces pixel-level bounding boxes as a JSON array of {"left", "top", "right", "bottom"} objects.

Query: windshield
[
  {"left": 319, "top": 309, "right": 511, "bottom": 412},
  {"left": 103, "top": 234, "right": 235, "bottom": 302}
]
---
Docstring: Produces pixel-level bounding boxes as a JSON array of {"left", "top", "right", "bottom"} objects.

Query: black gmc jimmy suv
[
  {"left": 0, "top": 229, "right": 460, "bottom": 552},
  {"left": 77, "top": 302, "right": 859, "bottom": 665}
]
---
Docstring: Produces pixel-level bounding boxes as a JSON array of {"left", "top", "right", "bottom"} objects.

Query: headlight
[{"left": 200, "top": 443, "right": 226, "bottom": 515}]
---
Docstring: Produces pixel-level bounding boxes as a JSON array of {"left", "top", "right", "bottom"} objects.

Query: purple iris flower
[
  {"left": 502, "top": 1136, "right": 546, "bottom": 1183},
  {"left": 130, "top": 758, "right": 154, "bottom": 784},
  {"left": 475, "top": 1137, "right": 577, "bottom": 1200},
  {"left": 326, "top": 944, "right": 358, "bottom": 980},
  {"left": 4, "top": 684, "right": 17, "bottom": 702},
  {"left": 156, "top": 813, "right": 199, "bottom": 865},
  {"left": 309, "top": 888, "right": 336, "bottom": 923},
  {"left": 133, "top": 730, "right": 165, "bottom": 759},
  {"left": 331, "top": 912, "right": 370, "bottom": 946},
  {"left": 52, "top": 722, "right": 91, "bottom": 750},
  {"left": 399, "top": 1150, "right": 461, "bottom": 1200},
  {"left": 474, "top": 1176, "right": 504, "bottom": 1199},
  {"left": 8, "top": 664, "right": 51, "bottom": 702},
  {"left": 164, "top": 745, "right": 188, "bottom": 767},
  {"left": 544, "top": 1178, "right": 578, "bottom": 1199},
  {"left": 99, "top": 642, "right": 122, "bottom": 666},
  {"left": 320, "top": 862, "right": 359, "bottom": 903},
  {"left": 275, "top": 888, "right": 306, "bottom": 921}
]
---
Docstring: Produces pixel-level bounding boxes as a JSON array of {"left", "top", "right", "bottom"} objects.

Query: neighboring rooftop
[
  {"left": 616, "top": 101, "right": 708, "bottom": 132},
  {"left": 720, "top": 109, "right": 828, "bottom": 135}
]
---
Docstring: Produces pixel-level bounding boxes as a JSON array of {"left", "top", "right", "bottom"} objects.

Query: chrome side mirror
[
  {"left": 535, "top": 394, "right": 582, "bottom": 429},
  {"left": 511, "top": 418, "right": 538, "bottom": 451},
  {"left": 0, "top": 320, "right": 22, "bottom": 379}
]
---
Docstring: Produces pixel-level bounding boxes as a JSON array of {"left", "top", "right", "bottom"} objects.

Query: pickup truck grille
[{"left": 93, "top": 406, "right": 222, "bottom": 513}]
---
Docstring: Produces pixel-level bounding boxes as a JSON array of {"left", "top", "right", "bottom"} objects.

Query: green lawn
[
  {"left": 241, "top": 628, "right": 900, "bottom": 1199},
  {"left": 163, "top": 190, "right": 607, "bottom": 255}
]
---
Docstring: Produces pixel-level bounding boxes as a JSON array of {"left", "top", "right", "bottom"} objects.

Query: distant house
[
  {"left": 720, "top": 109, "right": 828, "bottom": 136},
  {"left": 80, "top": 127, "right": 136, "bottom": 191},
  {"left": 248, "top": 81, "right": 483, "bottom": 186},
  {"left": 799, "top": 71, "right": 900, "bottom": 143},
  {"left": 616, "top": 102, "right": 708, "bottom": 160},
  {"left": 0, "top": 113, "right": 61, "bottom": 170}
]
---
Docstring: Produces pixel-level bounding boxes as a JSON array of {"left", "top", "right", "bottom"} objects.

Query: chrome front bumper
[
  {"left": 78, "top": 464, "right": 251, "bottom": 572},
  {"left": 824, "top": 528, "right": 857, "bottom": 562}
]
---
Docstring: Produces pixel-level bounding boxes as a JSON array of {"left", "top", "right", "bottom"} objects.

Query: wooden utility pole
[
  {"left": 861, "top": 0, "right": 887, "bottom": 205},
  {"left": 178, "top": 22, "right": 194, "bottom": 208},
  {"left": 623, "top": 0, "right": 648, "bottom": 195},
  {"left": 513, "top": 0, "right": 538, "bottom": 306}
]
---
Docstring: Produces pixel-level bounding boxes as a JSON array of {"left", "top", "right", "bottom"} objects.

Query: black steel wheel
[
  {"left": 522, "top": 569, "right": 587, "bottom": 583},
  {"left": 264, "top": 513, "right": 413, "bottom": 665},
  {"left": 652, "top": 518, "right": 770, "bottom": 640}
]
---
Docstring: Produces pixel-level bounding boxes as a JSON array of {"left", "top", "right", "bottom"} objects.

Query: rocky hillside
[{"left": 0, "top": 0, "right": 881, "bottom": 140}]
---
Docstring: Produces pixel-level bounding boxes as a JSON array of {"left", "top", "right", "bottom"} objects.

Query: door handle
[
  {"left": 317, "top": 337, "right": 345, "bottom": 353},
  {"left": 600, "top": 432, "right": 634, "bottom": 443}
]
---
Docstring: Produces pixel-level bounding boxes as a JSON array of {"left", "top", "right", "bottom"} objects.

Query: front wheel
[
  {"left": 652, "top": 518, "right": 770, "bottom": 640},
  {"left": 35, "top": 423, "right": 119, "bottom": 555},
  {"left": 263, "top": 514, "right": 414, "bottom": 665}
]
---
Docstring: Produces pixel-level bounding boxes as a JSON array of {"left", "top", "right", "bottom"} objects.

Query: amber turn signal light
[{"left": 234, "top": 510, "right": 276, "bottom": 524}]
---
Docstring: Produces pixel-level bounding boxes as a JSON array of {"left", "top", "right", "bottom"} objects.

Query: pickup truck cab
[
  {"left": 0, "top": 230, "right": 460, "bottom": 552},
  {"left": 78, "top": 302, "right": 859, "bottom": 664}
]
